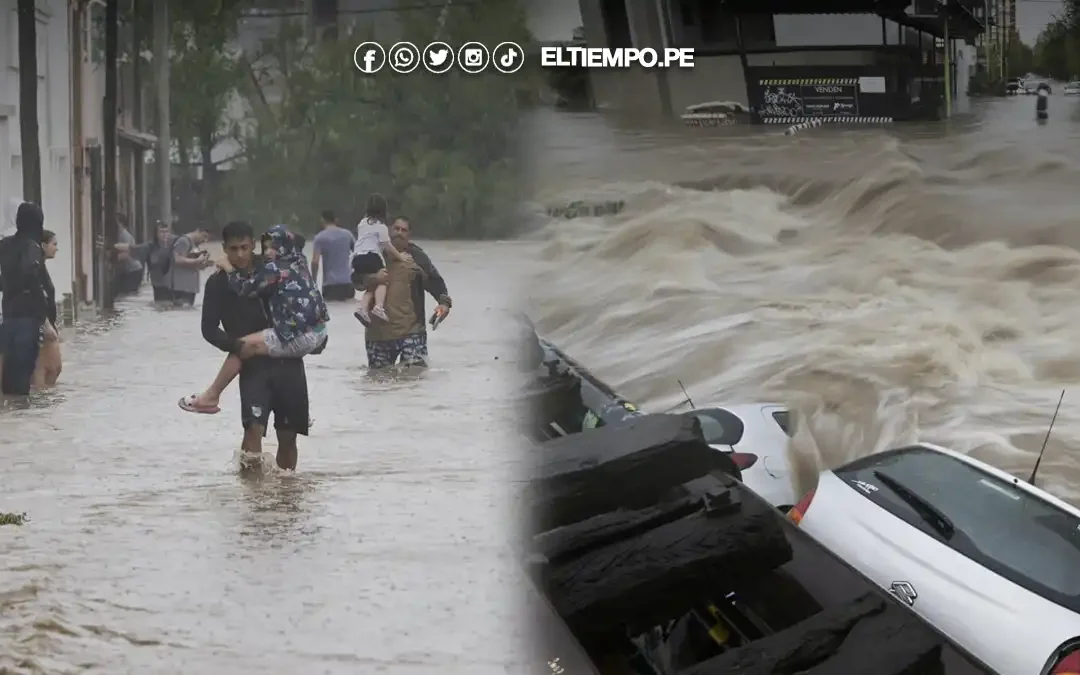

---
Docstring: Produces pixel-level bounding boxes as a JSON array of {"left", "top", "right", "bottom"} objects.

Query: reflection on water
[
  {"left": 0, "top": 241, "right": 531, "bottom": 674},
  {"left": 524, "top": 97, "right": 1080, "bottom": 506}
]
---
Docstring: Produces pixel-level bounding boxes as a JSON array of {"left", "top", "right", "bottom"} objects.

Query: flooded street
[
  {"left": 1, "top": 241, "right": 529, "bottom": 674},
  {"left": 523, "top": 94, "right": 1080, "bottom": 505}
]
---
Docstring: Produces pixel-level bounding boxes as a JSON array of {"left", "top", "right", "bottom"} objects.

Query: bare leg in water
[
  {"left": 276, "top": 429, "right": 298, "bottom": 470},
  {"left": 240, "top": 425, "right": 298, "bottom": 471},
  {"left": 187, "top": 331, "right": 272, "bottom": 411}
]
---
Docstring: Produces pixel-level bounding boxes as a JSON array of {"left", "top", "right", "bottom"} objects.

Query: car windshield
[{"left": 836, "top": 445, "right": 1080, "bottom": 612}]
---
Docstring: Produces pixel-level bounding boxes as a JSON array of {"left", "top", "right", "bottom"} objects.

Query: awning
[
  {"left": 720, "top": 0, "right": 910, "bottom": 14},
  {"left": 717, "top": 0, "right": 984, "bottom": 39},
  {"left": 117, "top": 127, "right": 158, "bottom": 150},
  {"left": 883, "top": 0, "right": 985, "bottom": 40}
]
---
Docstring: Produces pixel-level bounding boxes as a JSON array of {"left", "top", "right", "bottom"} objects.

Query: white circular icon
[
  {"left": 422, "top": 41, "right": 455, "bottom": 74},
  {"left": 388, "top": 41, "right": 420, "bottom": 74},
  {"left": 456, "top": 42, "right": 490, "bottom": 74},
  {"left": 353, "top": 42, "right": 386, "bottom": 74},
  {"left": 491, "top": 41, "right": 525, "bottom": 74}
]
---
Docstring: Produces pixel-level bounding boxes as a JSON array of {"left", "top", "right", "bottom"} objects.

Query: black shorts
[
  {"left": 238, "top": 357, "right": 310, "bottom": 436},
  {"left": 352, "top": 252, "right": 384, "bottom": 276},
  {"left": 322, "top": 283, "right": 355, "bottom": 302}
]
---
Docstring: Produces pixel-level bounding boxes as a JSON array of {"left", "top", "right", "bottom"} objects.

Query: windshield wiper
[{"left": 872, "top": 470, "right": 956, "bottom": 540}]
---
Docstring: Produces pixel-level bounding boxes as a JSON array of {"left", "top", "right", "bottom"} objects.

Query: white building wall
[
  {"left": 774, "top": 14, "right": 884, "bottom": 47},
  {"left": 0, "top": 0, "right": 74, "bottom": 306}
]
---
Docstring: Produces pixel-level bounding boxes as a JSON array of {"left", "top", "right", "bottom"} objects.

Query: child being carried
[
  {"left": 351, "top": 206, "right": 411, "bottom": 326},
  {"left": 178, "top": 224, "right": 329, "bottom": 415}
]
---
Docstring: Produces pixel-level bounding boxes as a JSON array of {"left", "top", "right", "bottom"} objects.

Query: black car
[{"left": 520, "top": 331, "right": 1001, "bottom": 675}]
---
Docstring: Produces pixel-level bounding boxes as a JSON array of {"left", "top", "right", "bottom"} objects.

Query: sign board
[{"left": 758, "top": 78, "right": 860, "bottom": 118}]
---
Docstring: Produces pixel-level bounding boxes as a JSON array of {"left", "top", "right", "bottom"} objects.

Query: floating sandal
[{"left": 178, "top": 394, "right": 221, "bottom": 415}]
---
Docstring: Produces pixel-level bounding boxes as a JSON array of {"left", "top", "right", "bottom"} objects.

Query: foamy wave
[{"left": 526, "top": 110, "right": 1080, "bottom": 505}]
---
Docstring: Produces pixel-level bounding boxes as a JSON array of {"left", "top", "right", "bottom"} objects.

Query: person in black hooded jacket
[{"left": 0, "top": 202, "right": 47, "bottom": 395}]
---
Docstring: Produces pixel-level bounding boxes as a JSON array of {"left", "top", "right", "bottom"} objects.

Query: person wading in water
[
  {"left": 310, "top": 210, "right": 356, "bottom": 302},
  {"left": 0, "top": 202, "right": 48, "bottom": 395}
]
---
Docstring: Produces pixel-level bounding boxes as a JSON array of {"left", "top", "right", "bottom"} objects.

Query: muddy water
[
  {"left": 523, "top": 95, "right": 1080, "bottom": 505},
  {"left": 0, "top": 241, "right": 531, "bottom": 674}
]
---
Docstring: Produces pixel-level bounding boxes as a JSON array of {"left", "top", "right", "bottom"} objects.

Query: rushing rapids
[{"left": 524, "top": 99, "right": 1080, "bottom": 505}]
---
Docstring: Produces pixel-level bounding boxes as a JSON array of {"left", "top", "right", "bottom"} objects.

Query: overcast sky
[
  {"left": 1017, "top": 0, "right": 1061, "bottom": 45},
  {"left": 527, "top": 0, "right": 1063, "bottom": 45}
]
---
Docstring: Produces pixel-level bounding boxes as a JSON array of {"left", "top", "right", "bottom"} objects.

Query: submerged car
[
  {"left": 683, "top": 403, "right": 798, "bottom": 509},
  {"left": 791, "top": 442, "right": 1080, "bottom": 675},
  {"left": 1065, "top": 81, "right": 1080, "bottom": 96}
]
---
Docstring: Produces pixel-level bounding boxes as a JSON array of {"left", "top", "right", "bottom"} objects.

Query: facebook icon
[{"left": 353, "top": 42, "right": 386, "bottom": 74}]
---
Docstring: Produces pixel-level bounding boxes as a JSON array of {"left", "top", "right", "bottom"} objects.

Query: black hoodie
[{"left": 0, "top": 202, "right": 47, "bottom": 321}]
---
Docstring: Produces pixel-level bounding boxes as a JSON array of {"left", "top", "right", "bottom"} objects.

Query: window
[
  {"left": 687, "top": 408, "right": 745, "bottom": 446},
  {"left": 90, "top": 3, "right": 105, "bottom": 66},
  {"left": 771, "top": 410, "right": 792, "bottom": 437},
  {"left": 836, "top": 446, "right": 1080, "bottom": 613},
  {"left": 599, "top": 0, "right": 632, "bottom": 49},
  {"left": 669, "top": 0, "right": 774, "bottom": 50}
]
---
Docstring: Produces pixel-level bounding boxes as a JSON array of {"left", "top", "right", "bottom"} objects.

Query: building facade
[
  {"left": 0, "top": 0, "right": 73, "bottom": 307},
  {"left": 578, "top": 0, "right": 983, "bottom": 122}
]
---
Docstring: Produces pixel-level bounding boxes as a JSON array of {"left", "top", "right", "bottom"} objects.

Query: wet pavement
[{"left": 1, "top": 240, "right": 531, "bottom": 674}]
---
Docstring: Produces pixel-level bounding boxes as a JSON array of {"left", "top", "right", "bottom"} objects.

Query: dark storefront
[{"left": 720, "top": 0, "right": 984, "bottom": 124}]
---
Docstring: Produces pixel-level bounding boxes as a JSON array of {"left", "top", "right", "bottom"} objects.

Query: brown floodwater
[
  {"left": 1, "top": 240, "right": 532, "bottom": 674},
  {"left": 523, "top": 93, "right": 1080, "bottom": 505}
]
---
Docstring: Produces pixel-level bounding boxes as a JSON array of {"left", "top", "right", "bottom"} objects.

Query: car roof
[
  {"left": 888, "top": 442, "right": 1080, "bottom": 519},
  {"left": 698, "top": 402, "right": 785, "bottom": 415}
]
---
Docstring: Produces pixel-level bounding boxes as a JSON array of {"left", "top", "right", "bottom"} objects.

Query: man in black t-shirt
[{"left": 199, "top": 220, "right": 311, "bottom": 470}]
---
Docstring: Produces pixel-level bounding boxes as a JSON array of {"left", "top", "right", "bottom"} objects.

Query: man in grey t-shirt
[
  {"left": 168, "top": 226, "right": 213, "bottom": 306},
  {"left": 310, "top": 210, "right": 356, "bottom": 301}
]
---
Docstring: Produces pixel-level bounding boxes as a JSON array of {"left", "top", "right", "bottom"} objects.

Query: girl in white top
[{"left": 351, "top": 194, "right": 410, "bottom": 324}]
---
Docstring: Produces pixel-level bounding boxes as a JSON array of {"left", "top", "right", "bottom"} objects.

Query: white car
[
  {"left": 1065, "top": 81, "right": 1080, "bottom": 96},
  {"left": 790, "top": 442, "right": 1080, "bottom": 675},
  {"left": 683, "top": 404, "right": 797, "bottom": 509}
]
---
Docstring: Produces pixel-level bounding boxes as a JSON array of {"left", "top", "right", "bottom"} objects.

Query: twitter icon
[{"left": 423, "top": 41, "right": 454, "bottom": 74}]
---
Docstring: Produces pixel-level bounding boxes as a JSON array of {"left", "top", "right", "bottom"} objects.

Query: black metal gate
[{"left": 88, "top": 145, "right": 103, "bottom": 309}]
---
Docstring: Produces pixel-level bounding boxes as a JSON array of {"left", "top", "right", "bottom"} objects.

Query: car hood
[{"left": 800, "top": 471, "right": 1080, "bottom": 675}]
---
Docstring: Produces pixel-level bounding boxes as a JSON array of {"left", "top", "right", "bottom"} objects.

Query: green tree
[
  {"left": 1032, "top": 5, "right": 1080, "bottom": 80},
  {"left": 128, "top": 0, "right": 249, "bottom": 225},
  {"left": 225, "top": 0, "right": 536, "bottom": 238},
  {"left": 1006, "top": 32, "right": 1035, "bottom": 76}
]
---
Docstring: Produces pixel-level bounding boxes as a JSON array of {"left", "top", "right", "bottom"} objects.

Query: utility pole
[
  {"left": 103, "top": 0, "right": 119, "bottom": 309},
  {"left": 16, "top": 0, "right": 41, "bottom": 205},
  {"left": 131, "top": 0, "right": 148, "bottom": 241},
  {"left": 154, "top": 0, "right": 171, "bottom": 227}
]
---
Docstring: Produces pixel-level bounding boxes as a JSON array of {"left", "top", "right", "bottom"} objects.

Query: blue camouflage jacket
[{"left": 227, "top": 224, "right": 330, "bottom": 341}]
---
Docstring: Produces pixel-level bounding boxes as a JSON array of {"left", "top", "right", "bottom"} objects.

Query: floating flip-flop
[{"left": 178, "top": 394, "right": 220, "bottom": 415}]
